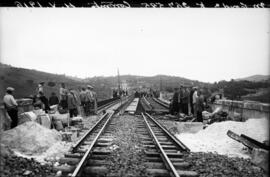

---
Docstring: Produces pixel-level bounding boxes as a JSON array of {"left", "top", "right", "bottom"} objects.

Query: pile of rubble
[
  {"left": 0, "top": 154, "right": 55, "bottom": 177},
  {"left": 0, "top": 102, "right": 88, "bottom": 176},
  {"left": 0, "top": 143, "right": 55, "bottom": 177},
  {"left": 184, "top": 152, "right": 265, "bottom": 177},
  {"left": 177, "top": 118, "right": 268, "bottom": 158},
  {"left": 1, "top": 121, "right": 62, "bottom": 155},
  {"left": 1, "top": 101, "right": 85, "bottom": 162}
]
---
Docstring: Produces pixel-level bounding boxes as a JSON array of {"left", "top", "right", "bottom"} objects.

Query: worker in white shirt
[
  {"left": 3, "top": 87, "right": 18, "bottom": 128},
  {"left": 37, "top": 82, "right": 44, "bottom": 94},
  {"left": 192, "top": 87, "right": 198, "bottom": 118}
]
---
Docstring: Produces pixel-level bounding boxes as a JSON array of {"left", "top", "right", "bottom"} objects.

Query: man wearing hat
[
  {"left": 3, "top": 87, "right": 18, "bottom": 128},
  {"left": 85, "top": 85, "right": 94, "bottom": 116}
]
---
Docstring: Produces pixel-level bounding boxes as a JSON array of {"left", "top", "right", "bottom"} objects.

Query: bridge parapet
[{"left": 211, "top": 99, "right": 270, "bottom": 121}]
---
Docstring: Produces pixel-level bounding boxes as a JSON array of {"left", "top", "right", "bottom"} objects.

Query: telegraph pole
[
  {"left": 117, "top": 68, "right": 121, "bottom": 93},
  {"left": 117, "top": 68, "right": 122, "bottom": 114}
]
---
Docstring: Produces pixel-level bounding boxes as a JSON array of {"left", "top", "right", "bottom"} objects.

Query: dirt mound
[{"left": 1, "top": 121, "right": 62, "bottom": 155}]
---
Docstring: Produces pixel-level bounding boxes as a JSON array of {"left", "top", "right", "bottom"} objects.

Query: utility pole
[
  {"left": 159, "top": 76, "right": 162, "bottom": 99},
  {"left": 117, "top": 68, "right": 122, "bottom": 114},
  {"left": 117, "top": 68, "right": 121, "bottom": 93},
  {"left": 160, "top": 76, "right": 162, "bottom": 91}
]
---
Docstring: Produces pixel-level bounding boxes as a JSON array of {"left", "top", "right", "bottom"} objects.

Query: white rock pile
[
  {"left": 176, "top": 118, "right": 269, "bottom": 158},
  {"left": 1, "top": 121, "right": 62, "bottom": 155}
]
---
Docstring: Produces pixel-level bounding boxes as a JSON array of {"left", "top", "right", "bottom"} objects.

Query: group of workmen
[
  {"left": 2, "top": 82, "right": 98, "bottom": 129},
  {"left": 170, "top": 85, "right": 205, "bottom": 122},
  {"left": 57, "top": 83, "right": 98, "bottom": 117}
]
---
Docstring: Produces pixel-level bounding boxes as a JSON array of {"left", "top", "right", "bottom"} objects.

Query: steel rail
[
  {"left": 98, "top": 95, "right": 133, "bottom": 113},
  {"left": 73, "top": 97, "right": 125, "bottom": 151},
  {"left": 143, "top": 96, "right": 151, "bottom": 106},
  {"left": 142, "top": 113, "right": 180, "bottom": 177},
  {"left": 152, "top": 97, "right": 170, "bottom": 109},
  {"left": 71, "top": 112, "right": 114, "bottom": 177},
  {"left": 97, "top": 99, "right": 121, "bottom": 113},
  {"left": 145, "top": 112, "right": 190, "bottom": 152},
  {"left": 71, "top": 112, "right": 109, "bottom": 152},
  {"left": 142, "top": 96, "right": 153, "bottom": 110},
  {"left": 146, "top": 97, "right": 169, "bottom": 112}
]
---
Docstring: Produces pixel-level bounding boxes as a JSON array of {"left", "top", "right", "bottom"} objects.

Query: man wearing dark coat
[
  {"left": 182, "top": 87, "right": 190, "bottom": 115},
  {"left": 49, "top": 92, "right": 59, "bottom": 106},
  {"left": 38, "top": 91, "right": 50, "bottom": 113},
  {"left": 178, "top": 85, "right": 184, "bottom": 114},
  {"left": 170, "top": 88, "right": 179, "bottom": 115}
]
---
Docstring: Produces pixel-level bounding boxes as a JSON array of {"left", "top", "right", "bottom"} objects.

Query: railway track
[
  {"left": 141, "top": 113, "right": 197, "bottom": 177},
  {"left": 96, "top": 97, "right": 121, "bottom": 114},
  {"left": 141, "top": 96, "right": 169, "bottom": 114},
  {"left": 54, "top": 96, "right": 197, "bottom": 177},
  {"left": 53, "top": 96, "right": 134, "bottom": 176}
]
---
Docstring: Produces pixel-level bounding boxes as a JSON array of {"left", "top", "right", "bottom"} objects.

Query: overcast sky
[{"left": 0, "top": 8, "right": 269, "bottom": 83}]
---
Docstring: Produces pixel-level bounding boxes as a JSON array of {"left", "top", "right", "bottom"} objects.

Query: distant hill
[
  {"left": 0, "top": 63, "right": 112, "bottom": 100},
  {"left": 0, "top": 63, "right": 206, "bottom": 101},
  {"left": 1, "top": 63, "right": 270, "bottom": 104},
  {"left": 236, "top": 75, "right": 270, "bottom": 82}
]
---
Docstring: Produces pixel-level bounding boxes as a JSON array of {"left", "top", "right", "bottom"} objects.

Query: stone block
[
  {"left": 176, "top": 122, "right": 204, "bottom": 134},
  {"left": 251, "top": 148, "right": 269, "bottom": 173},
  {"left": 61, "top": 132, "right": 73, "bottom": 142}
]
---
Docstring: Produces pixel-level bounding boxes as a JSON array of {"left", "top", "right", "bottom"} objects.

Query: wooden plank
[
  {"left": 240, "top": 134, "right": 269, "bottom": 151},
  {"left": 227, "top": 130, "right": 260, "bottom": 150}
]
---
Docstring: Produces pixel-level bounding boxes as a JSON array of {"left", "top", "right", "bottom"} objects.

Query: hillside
[
  {"left": 0, "top": 63, "right": 206, "bottom": 101},
  {"left": 209, "top": 79, "right": 270, "bottom": 103},
  {"left": 1, "top": 63, "right": 269, "bottom": 104},
  {"left": 236, "top": 75, "right": 270, "bottom": 82},
  {"left": 0, "top": 63, "right": 113, "bottom": 101}
]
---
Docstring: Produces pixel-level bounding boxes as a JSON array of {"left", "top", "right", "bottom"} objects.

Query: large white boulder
[{"left": 0, "top": 121, "right": 62, "bottom": 155}]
